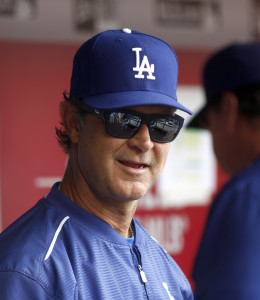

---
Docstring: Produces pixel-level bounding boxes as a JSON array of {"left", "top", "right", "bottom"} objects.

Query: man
[
  {"left": 0, "top": 29, "right": 193, "bottom": 299},
  {"left": 189, "top": 42, "right": 260, "bottom": 299}
]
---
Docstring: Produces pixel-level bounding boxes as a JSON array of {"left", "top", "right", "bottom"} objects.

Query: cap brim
[
  {"left": 83, "top": 91, "right": 193, "bottom": 115},
  {"left": 186, "top": 105, "right": 208, "bottom": 128}
]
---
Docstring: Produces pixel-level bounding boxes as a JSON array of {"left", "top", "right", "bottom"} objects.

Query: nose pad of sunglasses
[{"left": 128, "top": 124, "right": 154, "bottom": 144}]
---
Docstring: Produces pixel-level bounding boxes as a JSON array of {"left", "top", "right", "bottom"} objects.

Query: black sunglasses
[{"left": 82, "top": 105, "right": 184, "bottom": 143}]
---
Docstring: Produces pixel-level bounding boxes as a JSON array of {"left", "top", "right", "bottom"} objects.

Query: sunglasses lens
[
  {"left": 105, "top": 111, "right": 183, "bottom": 143},
  {"left": 106, "top": 112, "right": 141, "bottom": 138},
  {"left": 150, "top": 118, "right": 180, "bottom": 142}
]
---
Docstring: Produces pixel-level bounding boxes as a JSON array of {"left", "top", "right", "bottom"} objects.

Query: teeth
[{"left": 119, "top": 161, "right": 146, "bottom": 169}]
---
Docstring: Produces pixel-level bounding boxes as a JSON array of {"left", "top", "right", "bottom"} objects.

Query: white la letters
[{"left": 132, "top": 48, "right": 155, "bottom": 80}]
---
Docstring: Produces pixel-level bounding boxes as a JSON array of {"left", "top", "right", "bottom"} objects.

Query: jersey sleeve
[{"left": 0, "top": 271, "right": 56, "bottom": 300}]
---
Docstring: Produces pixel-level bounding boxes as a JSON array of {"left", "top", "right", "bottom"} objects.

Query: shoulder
[
  {"left": 213, "top": 159, "right": 260, "bottom": 212},
  {"left": 222, "top": 159, "right": 260, "bottom": 194},
  {"left": 0, "top": 197, "right": 75, "bottom": 298},
  {"left": 0, "top": 198, "right": 69, "bottom": 263}
]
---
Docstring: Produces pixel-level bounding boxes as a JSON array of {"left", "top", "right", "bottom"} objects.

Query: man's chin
[{"left": 113, "top": 179, "right": 152, "bottom": 201}]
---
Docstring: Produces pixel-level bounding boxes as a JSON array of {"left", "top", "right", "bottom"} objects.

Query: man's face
[
  {"left": 76, "top": 105, "right": 175, "bottom": 204},
  {"left": 205, "top": 105, "right": 231, "bottom": 173}
]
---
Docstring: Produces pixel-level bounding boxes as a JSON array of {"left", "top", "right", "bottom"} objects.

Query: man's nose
[{"left": 127, "top": 124, "right": 154, "bottom": 152}]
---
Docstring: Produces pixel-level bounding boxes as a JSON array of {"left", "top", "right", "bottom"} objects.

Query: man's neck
[{"left": 60, "top": 164, "right": 138, "bottom": 238}]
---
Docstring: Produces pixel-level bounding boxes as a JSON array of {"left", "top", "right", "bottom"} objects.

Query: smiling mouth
[{"left": 118, "top": 160, "right": 148, "bottom": 169}]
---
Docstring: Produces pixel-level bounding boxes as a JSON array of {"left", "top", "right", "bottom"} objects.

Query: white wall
[{"left": 0, "top": 0, "right": 257, "bottom": 48}]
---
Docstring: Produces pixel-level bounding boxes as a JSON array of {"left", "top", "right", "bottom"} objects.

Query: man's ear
[
  {"left": 219, "top": 91, "right": 239, "bottom": 133},
  {"left": 59, "top": 101, "right": 82, "bottom": 143}
]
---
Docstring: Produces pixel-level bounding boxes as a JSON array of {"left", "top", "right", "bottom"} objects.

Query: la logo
[{"left": 132, "top": 48, "right": 156, "bottom": 80}]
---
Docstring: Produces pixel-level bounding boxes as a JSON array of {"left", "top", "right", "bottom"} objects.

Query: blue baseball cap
[
  {"left": 188, "top": 41, "right": 260, "bottom": 127},
  {"left": 69, "top": 28, "right": 192, "bottom": 115}
]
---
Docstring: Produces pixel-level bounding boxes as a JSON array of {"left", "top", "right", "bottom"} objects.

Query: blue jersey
[
  {"left": 193, "top": 158, "right": 260, "bottom": 300},
  {"left": 0, "top": 183, "right": 193, "bottom": 300}
]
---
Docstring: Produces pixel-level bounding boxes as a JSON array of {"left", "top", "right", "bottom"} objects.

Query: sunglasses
[{"left": 82, "top": 105, "right": 184, "bottom": 143}]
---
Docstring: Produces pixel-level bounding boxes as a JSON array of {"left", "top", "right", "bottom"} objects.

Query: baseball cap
[
  {"left": 188, "top": 41, "right": 260, "bottom": 127},
  {"left": 69, "top": 28, "right": 192, "bottom": 115}
]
